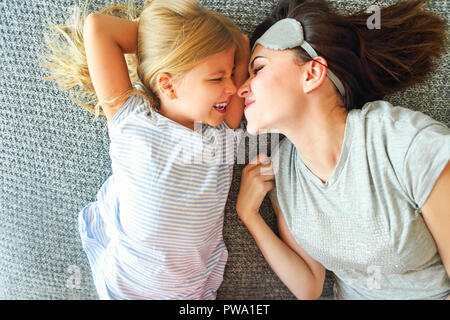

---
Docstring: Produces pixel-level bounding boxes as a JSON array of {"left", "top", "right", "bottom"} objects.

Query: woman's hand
[{"left": 236, "top": 153, "right": 275, "bottom": 225}]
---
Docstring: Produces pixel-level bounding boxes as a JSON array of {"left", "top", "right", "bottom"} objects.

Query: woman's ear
[
  {"left": 302, "top": 56, "right": 328, "bottom": 94},
  {"left": 156, "top": 73, "right": 177, "bottom": 100}
]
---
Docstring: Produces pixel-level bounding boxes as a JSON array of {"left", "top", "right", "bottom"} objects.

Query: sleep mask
[{"left": 252, "top": 18, "right": 346, "bottom": 97}]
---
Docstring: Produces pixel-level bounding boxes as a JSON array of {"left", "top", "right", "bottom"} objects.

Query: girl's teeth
[{"left": 214, "top": 103, "right": 227, "bottom": 110}]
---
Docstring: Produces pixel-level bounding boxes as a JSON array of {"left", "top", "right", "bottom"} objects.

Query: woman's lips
[{"left": 244, "top": 100, "right": 255, "bottom": 110}]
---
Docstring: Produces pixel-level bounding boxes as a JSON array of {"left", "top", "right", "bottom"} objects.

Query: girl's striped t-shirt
[{"left": 78, "top": 87, "right": 241, "bottom": 299}]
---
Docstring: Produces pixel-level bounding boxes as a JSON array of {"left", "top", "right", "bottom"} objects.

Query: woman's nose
[{"left": 237, "top": 78, "right": 251, "bottom": 98}]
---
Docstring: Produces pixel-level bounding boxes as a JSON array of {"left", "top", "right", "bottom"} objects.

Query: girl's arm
[
  {"left": 236, "top": 154, "right": 326, "bottom": 299},
  {"left": 224, "top": 35, "right": 250, "bottom": 130},
  {"left": 83, "top": 14, "right": 138, "bottom": 122}
]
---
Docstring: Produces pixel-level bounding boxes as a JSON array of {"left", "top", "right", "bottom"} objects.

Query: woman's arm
[
  {"left": 83, "top": 14, "right": 138, "bottom": 122},
  {"left": 241, "top": 212, "right": 325, "bottom": 300},
  {"left": 224, "top": 35, "right": 250, "bottom": 130},
  {"left": 420, "top": 161, "right": 450, "bottom": 300},
  {"left": 236, "top": 154, "right": 325, "bottom": 299}
]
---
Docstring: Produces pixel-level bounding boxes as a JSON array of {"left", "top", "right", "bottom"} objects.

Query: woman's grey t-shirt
[{"left": 268, "top": 100, "right": 450, "bottom": 300}]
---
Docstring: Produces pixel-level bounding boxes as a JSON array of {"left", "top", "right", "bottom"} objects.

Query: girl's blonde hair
[{"left": 40, "top": 0, "right": 245, "bottom": 120}]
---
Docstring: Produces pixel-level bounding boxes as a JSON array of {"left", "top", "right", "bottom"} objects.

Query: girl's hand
[
  {"left": 132, "top": 17, "right": 140, "bottom": 24},
  {"left": 236, "top": 153, "right": 275, "bottom": 225}
]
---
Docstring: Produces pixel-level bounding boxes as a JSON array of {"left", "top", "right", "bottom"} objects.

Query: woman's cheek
[{"left": 255, "top": 68, "right": 280, "bottom": 100}]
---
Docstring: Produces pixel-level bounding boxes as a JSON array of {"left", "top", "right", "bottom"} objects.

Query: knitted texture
[{"left": 0, "top": 0, "right": 448, "bottom": 300}]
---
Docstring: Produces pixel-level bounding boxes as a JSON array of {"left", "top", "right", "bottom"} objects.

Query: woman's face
[
  {"left": 170, "top": 46, "right": 237, "bottom": 129},
  {"left": 238, "top": 45, "right": 306, "bottom": 135}
]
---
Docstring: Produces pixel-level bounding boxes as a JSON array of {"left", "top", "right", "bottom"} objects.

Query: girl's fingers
[
  {"left": 264, "top": 180, "right": 275, "bottom": 192},
  {"left": 261, "top": 174, "right": 275, "bottom": 182},
  {"left": 245, "top": 154, "right": 275, "bottom": 181},
  {"left": 249, "top": 153, "right": 270, "bottom": 165},
  {"left": 259, "top": 164, "right": 274, "bottom": 178}
]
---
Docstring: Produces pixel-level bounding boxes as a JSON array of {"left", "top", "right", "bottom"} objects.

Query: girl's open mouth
[{"left": 213, "top": 103, "right": 227, "bottom": 114}]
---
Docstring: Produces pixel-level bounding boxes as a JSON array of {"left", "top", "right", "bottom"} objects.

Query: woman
[{"left": 236, "top": 0, "right": 449, "bottom": 299}]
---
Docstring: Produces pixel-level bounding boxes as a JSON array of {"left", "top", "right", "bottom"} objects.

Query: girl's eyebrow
[
  {"left": 209, "top": 66, "right": 236, "bottom": 76},
  {"left": 209, "top": 70, "right": 226, "bottom": 76}
]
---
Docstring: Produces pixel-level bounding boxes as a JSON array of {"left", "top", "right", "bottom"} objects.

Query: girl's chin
[{"left": 206, "top": 117, "right": 224, "bottom": 128}]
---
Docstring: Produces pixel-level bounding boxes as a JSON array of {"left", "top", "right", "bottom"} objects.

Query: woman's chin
[{"left": 245, "top": 123, "right": 259, "bottom": 135}]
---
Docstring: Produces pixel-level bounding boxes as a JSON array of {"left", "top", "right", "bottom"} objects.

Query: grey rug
[{"left": 0, "top": 0, "right": 448, "bottom": 299}]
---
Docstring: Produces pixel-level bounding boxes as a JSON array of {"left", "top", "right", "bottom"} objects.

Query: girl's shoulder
[{"left": 107, "top": 85, "right": 155, "bottom": 130}]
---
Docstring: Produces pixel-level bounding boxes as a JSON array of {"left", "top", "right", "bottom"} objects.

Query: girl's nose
[
  {"left": 225, "top": 78, "right": 237, "bottom": 96},
  {"left": 237, "top": 78, "right": 250, "bottom": 98}
]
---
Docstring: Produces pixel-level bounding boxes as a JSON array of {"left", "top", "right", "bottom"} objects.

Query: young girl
[
  {"left": 236, "top": 0, "right": 449, "bottom": 299},
  {"left": 41, "top": 0, "right": 249, "bottom": 299}
]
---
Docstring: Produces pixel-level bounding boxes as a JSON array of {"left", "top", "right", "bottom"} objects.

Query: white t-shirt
[{"left": 78, "top": 87, "right": 241, "bottom": 299}]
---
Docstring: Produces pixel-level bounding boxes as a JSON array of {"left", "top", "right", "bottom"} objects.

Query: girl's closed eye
[{"left": 210, "top": 74, "right": 232, "bottom": 82}]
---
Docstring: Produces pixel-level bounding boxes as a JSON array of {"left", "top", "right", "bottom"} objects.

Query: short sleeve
[
  {"left": 402, "top": 123, "right": 450, "bottom": 208},
  {"left": 107, "top": 86, "right": 153, "bottom": 130},
  {"left": 361, "top": 102, "right": 450, "bottom": 209}
]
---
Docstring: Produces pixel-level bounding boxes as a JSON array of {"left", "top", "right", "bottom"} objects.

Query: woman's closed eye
[{"left": 252, "top": 65, "right": 263, "bottom": 76}]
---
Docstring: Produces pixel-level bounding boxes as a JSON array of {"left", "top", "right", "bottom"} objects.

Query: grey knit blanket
[{"left": 0, "top": 0, "right": 448, "bottom": 299}]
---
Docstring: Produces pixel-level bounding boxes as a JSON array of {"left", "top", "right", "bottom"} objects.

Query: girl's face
[
  {"left": 238, "top": 45, "right": 306, "bottom": 135},
  {"left": 170, "top": 46, "right": 237, "bottom": 129}
]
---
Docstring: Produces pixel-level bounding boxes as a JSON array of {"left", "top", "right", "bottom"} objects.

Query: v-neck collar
[{"left": 294, "top": 110, "right": 354, "bottom": 188}]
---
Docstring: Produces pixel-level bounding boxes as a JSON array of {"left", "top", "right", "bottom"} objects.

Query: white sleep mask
[{"left": 252, "top": 18, "right": 346, "bottom": 97}]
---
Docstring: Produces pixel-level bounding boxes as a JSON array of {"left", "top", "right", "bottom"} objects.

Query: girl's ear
[
  {"left": 302, "top": 56, "right": 328, "bottom": 94},
  {"left": 156, "top": 73, "right": 177, "bottom": 100}
]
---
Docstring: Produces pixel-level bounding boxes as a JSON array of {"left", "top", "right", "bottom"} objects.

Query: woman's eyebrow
[{"left": 250, "top": 56, "right": 265, "bottom": 70}]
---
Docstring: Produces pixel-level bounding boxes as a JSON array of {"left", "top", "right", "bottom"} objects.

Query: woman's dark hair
[{"left": 251, "top": 0, "right": 447, "bottom": 110}]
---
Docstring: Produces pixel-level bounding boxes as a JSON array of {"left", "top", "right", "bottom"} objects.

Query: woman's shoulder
[
  {"left": 356, "top": 99, "right": 449, "bottom": 156},
  {"left": 359, "top": 100, "right": 445, "bottom": 130},
  {"left": 351, "top": 100, "right": 449, "bottom": 149}
]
